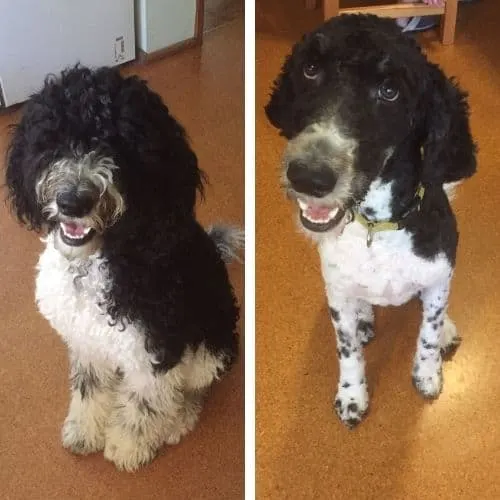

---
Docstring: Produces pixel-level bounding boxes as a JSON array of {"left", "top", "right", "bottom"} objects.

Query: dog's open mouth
[
  {"left": 297, "top": 199, "right": 346, "bottom": 232},
  {"left": 59, "top": 222, "right": 95, "bottom": 246}
]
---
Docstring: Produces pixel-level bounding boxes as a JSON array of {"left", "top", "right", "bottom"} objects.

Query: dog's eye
[
  {"left": 303, "top": 62, "right": 320, "bottom": 80},
  {"left": 378, "top": 81, "right": 399, "bottom": 102}
]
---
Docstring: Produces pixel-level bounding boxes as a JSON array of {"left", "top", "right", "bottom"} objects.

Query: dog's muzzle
[
  {"left": 56, "top": 188, "right": 98, "bottom": 247},
  {"left": 286, "top": 160, "right": 347, "bottom": 233}
]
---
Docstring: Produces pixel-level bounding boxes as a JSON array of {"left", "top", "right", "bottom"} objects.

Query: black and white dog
[
  {"left": 6, "top": 66, "right": 242, "bottom": 470},
  {"left": 265, "top": 15, "right": 476, "bottom": 427}
]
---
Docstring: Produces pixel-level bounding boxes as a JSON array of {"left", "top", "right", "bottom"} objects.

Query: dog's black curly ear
[
  {"left": 5, "top": 115, "right": 45, "bottom": 231},
  {"left": 421, "top": 64, "right": 477, "bottom": 185},
  {"left": 114, "top": 75, "right": 205, "bottom": 212},
  {"left": 265, "top": 54, "right": 295, "bottom": 136}
]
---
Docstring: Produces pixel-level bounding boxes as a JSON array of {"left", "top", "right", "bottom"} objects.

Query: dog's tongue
[
  {"left": 62, "top": 222, "right": 85, "bottom": 237},
  {"left": 304, "top": 205, "right": 332, "bottom": 221}
]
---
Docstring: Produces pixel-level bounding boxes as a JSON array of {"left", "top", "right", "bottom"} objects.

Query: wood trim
[
  {"left": 135, "top": 0, "right": 204, "bottom": 64},
  {"left": 195, "top": 0, "right": 205, "bottom": 42},
  {"left": 305, "top": 0, "right": 318, "bottom": 9},
  {"left": 339, "top": 3, "right": 444, "bottom": 19},
  {"left": 136, "top": 37, "right": 199, "bottom": 64}
]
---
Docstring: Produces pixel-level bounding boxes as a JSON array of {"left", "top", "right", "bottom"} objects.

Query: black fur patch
[
  {"left": 421, "top": 339, "right": 438, "bottom": 350},
  {"left": 337, "top": 329, "right": 350, "bottom": 345},
  {"left": 330, "top": 307, "right": 340, "bottom": 322},
  {"left": 339, "top": 347, "right": 351, "bottom": 358},
  {"left": 347, "top": 402, "right": 358, "bottom": 413}
]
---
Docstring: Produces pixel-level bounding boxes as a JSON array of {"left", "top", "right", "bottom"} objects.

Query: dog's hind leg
[
  {"left": 61, "top": 355, "right": 117, "bottom": 454},
  {"left": 329, "top": 295, "right": 369, "bottom": 428},
  {"left": 163, "top": 343, "right": 233, "bottom": 445},
  {"left": 413, "top": 277, "right": 455, "bottom": 399}
]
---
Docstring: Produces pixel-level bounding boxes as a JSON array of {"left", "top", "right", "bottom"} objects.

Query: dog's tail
[
  {"left": 443, "top": 181, "right": 462, "bottom": 201},
  {"left": 207, "top": 224, "right": 244, "bottom": 264}
]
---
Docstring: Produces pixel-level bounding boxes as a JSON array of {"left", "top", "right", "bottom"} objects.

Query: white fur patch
[
  {"left": 358, "top": 179, "right": 394, "bottom": 220},
  {"left": 36, "top": 234, "right": 226, "bottom": 470},
  {"left": 319, "top": 222, "right": 452, "bottom": 307}
]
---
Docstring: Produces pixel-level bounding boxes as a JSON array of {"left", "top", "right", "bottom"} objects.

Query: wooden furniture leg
[
  {"left": 324, "top": 0, "right": 340, "bottom": 18},
  {"left": 441, "top": 0, "right": 458, "bottom": 45},
  {"left": 305, "top": 0, "right": 319, "bottom": 9}
]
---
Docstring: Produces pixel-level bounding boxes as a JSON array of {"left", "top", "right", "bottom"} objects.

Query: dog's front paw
[
  {"left": 334, "top": 383, "right": 369, "bottom": 428},
  {"left": 412, "top": 369, "right": 443, "bottom": 399},
  {"left": 104, "top": 426, "right": 158, "bottom": 472},
  {"left": 62, "top": 416, "right": 105, "bottom": 455},
  {"left": 165, "top": 394, "right": 202, "bottom": 445}
]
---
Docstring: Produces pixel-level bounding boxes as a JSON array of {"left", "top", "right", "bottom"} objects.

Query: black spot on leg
[
  {"left": 346, "top": 418, "right": 361, "bottom": 428},
  {"left": 337, "top": 329, "right": 349, "bottom": 344},
  {"left": 363, "top": 207, "right": 375, "bottom": 217},
  {"left": 428, "top": 307, "right": 444, "bottom": 323},
  {"left": 358, "top": 320, "right": 373, "bottom": 335},
  {"left": 342, "top": 382, "right": 351, "bottom": 388},
  {"left": 70, "top": 364, "right": 100, "bottom": 399},
  {"left": 347, "top": 402, "right": 358, "bottom": 413},
  {"left": 340, "top": 347, "right": 351, "bottom": 358},
  {"left": 421, "top": 339, "right": 438, "bottom": 350},
  {"left": 432, "top": 323, "right": 438, "bottom": 330},
  {"left": 329, "top": 308, "right": 340, "bottom": 322}
]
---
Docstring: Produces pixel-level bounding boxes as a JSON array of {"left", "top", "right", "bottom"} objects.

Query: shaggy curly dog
[
  {"left": 266, "top": 15, "right": 476, "bottom": 427},
  {"left": 6, "top": 65, "right": 242, "bottom": 470}
]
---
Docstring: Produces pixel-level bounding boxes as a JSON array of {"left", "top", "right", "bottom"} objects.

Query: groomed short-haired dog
[
  {"left": 6, "top": 65, "right": 243, "bottom": 470},
  {"left": 265, "top": 15, "right": 476, "bottom": 427}
]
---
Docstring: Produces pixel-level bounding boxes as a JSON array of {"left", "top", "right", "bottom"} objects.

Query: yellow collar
[{"left": 350, "top": 183, "right": 425, "bottom": 247}]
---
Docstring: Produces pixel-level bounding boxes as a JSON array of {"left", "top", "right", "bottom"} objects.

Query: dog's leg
[
  {"left": 164, "top": 389, "right": 204, "bottom": 445},
  {"left": 62, "top": 356, "right": 117, "bottom": 454},
  {"left": 329, "top": 295, "right": 369, "bottom": 428},
  {"left": 103, "top": 368, "right": 188, "bottom": 472},
  {"left": 413, "top": 277, "right": 459, "bottom": 398},
  {"left": 356, "top": 300, "right": 374, "bottom": 345}
]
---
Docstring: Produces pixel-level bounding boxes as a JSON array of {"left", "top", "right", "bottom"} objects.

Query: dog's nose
[
  {"left": 56, "top": 190, "right": 95, "bottom": 217},
  {"left": 287, "top": 160, "right": 337, "bottom": 197}
]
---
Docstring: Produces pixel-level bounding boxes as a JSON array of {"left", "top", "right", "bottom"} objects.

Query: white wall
[
  {"left": 135, "top": 0, "right": 197, "bottom": 54},
  {"left": 0, "top": 0, "right": 135, "bottom": 106}
]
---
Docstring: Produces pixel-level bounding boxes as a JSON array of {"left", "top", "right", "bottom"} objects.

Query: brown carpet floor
[
  {"left": 256, "top": 1, "right": 500, "bottom": 499},
  {"left": 0, "top": 18, "right": 244, "bottom": 500}
]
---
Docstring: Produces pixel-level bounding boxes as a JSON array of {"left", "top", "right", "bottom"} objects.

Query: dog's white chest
[
  {"left": 319, "top": 222, "right": 451, "bottom": 306},
  {"left": 35, "top": 238, "right": 150, "bottom": 370}
]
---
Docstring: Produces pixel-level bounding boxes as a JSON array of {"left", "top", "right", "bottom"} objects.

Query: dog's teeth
[
  {"left": 328, "top": 208, "right": 339, "bottom": 218},
  {"left": 298, "top": 200, "right": 308, "bottom": 210}
]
